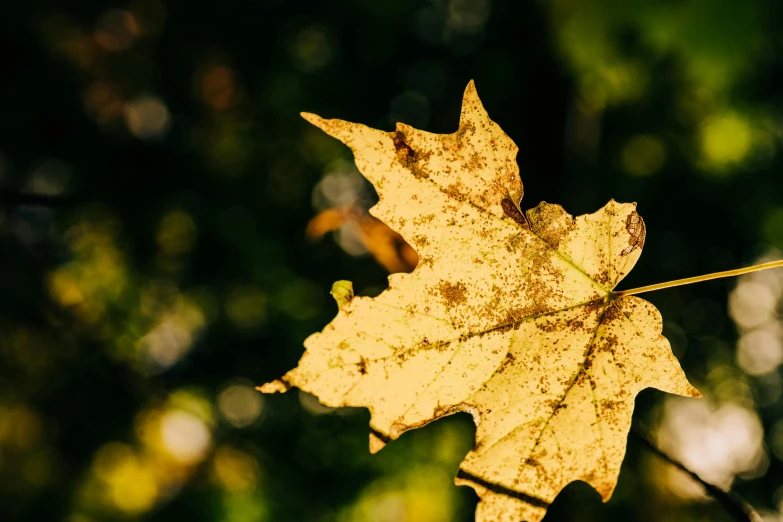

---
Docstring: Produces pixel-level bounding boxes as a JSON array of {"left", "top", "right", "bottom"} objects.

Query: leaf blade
[{"left": 269, "top": 82, "right": 699, "bottom": 522}]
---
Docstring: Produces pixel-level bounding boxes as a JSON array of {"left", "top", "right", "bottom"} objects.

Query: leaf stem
[
  {"left": 631, "top": 427, "right": 761, "bottom": 522},
  {"left": 612, "top": 260, "right": 783, "bottom": 297}
]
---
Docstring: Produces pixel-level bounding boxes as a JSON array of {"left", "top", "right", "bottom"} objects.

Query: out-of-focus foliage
[{"left": 0, "top": 0, "right": 782, "bottom": 521}]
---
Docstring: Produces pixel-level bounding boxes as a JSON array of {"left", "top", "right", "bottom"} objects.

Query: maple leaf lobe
[{"left": 270, "top": 82, "right": 698, "bottom": 522}]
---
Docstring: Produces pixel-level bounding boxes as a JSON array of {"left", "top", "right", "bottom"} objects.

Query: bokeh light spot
[
  {"left": 160, "top": 410, "right": 212, "bottom": 464},
  {"left": 621, "top": 135, "right": 667, "bottom": 177},
  {"left": 290, "top": 27, "right": 332, "bottom": 72},
  {"left": 447, "top": 0, "right": 491, "bottom": 33},
  {"left": 339, "top": 466, "right": 456, "bottom": 522},
  {"left": 156, "top": 210, "right": 197, "bottom": 255},
  {"left": 199, "top": 65, "right": 242, "bottom": 112},
  {"left": 212, "top": 446, "right": 259, "bottom": 491},
  {"left": 21, "top": 450, "right": 53, "bottom": 486},
  {"left": 658, "top": 397, "right": 765, "bottom": 496},
  {"left": 27, "top": 158, "right": 71, "bottom": 196},
  {"left": 84, "top": 81, "right": 125, "bottom": 125},
  {"left": 139, "top": 297, "right": 206, "bottom": 372},
  {"left": 94, "top": 10, "right": 140, "bottom": 52},
  {"left": 124, "top": 96, "right": 171, "bottom": 140},
  {"left": 699, "top": 113, "right": 752, "bottom": 168},
  {"left": 93, "top": 443, "right": 157, "bottom": 513},
  {"left": 0, "top": 404, "right": 43, "bottom": 450},
  {"left": 225, "top": 287, "right": 267, "bottom": 330},
  {"left": 729, "top": 279, "right": 778, "bottom": 330},
  {"left": 737, "top": 323, "right": 783, "bottom": 376},
  {"left": 218, "top": 384, "right": 264, "bottom": 428}
]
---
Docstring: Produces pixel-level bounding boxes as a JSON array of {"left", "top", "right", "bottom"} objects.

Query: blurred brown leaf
[{"left": 307, "top": 206, "right": 418, "bottom": 274}]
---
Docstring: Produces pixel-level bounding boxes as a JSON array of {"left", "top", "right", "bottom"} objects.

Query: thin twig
[
  {"left": 613, "top": 260, "right": 783, "bottom": 297},
  {"left": 631, "top": 426, "right": 761, "bottom": 522}
]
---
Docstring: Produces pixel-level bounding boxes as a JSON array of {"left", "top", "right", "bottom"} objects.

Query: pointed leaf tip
[
  {"left": 462, "top": 80, "right": 479, "bottom": 102},
  {"left": 300, "top": 112, "right": 324, "bottom": 127},
  {"left": 459, "top": 79, "right": 490, "bottom": 126}
]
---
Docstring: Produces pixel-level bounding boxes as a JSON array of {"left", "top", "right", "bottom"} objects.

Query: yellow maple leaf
[{"left": 261, "top": 81, "right": 700, "bottom": 522}]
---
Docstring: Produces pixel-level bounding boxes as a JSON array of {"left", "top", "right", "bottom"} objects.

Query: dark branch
[{"left": 631, "top": 426, "right": 762, "bottom": 522}]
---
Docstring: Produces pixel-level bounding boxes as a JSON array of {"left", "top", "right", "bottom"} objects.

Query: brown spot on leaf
[
  {"left": 501, "top": 198, "right": 530, "bottom": 228},
  {"left": 438, "top": 281, "right": 468, "bottom": 308},
  {"left": 621, "top": 211, "right": 645, "bottom": 256},
  {"left": 412, "top": 234, "right": 429, "bottom": 247},
  {"left": 527, "top": 202, "right": 575, "bottom": 250},
  {"left": 392, "top": 129, "right": 431, "bottom": 179},
  {"left": 357, "top": 359, "right": 368, "bottom": 375},
  {"left": 393, "top": 130, "right": 415, "bottom": 164}
]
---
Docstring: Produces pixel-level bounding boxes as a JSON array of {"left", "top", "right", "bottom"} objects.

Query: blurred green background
[{"left": 1, "top": 0, "right": 783, "bottom": 521}]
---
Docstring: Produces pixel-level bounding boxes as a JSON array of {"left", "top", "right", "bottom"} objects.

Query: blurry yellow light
[
  {"left": 448, "top": 0, "right": 491, "bottom": 33},
  {"left": 47, "top": 213, "right": 129, "bottom": 327},
  {"left": 84, "top": 81, "right": 125, "bottom": 124},
  {"left": 290, "top": 27, "right": 332, "bottom": 72},
  {"left": 729, "top": 280, "right": 778, "bottom": 330},
  {"left": 221, "top": 490, "right": 268, "bottom": 522},
  {"left": 212, "top": 446, "right": 259, "bottom": 491},
  {"left": 737, "top": 323, "right": 783, "bottom": 376},
  {"left": 93, "top": 443, "right": 134, "bottom": 479},
  {"left": 124, "top": 96, "right": 171, "bottom": 140},
  {"left": 94, "top": 10, "right": 140, "bottom": 52},
  {"left": 621, "top": 135, "right": 667, "bottom": 177},
  {"left": 340, "top": 467, "right": 455, "bottom": 522},
  {"left": 92, "top": 443, "right": 157, "bottom": 513},
  {"left": 600, "top": 63, "right": 647, "bottom": 103},
  {"left": 48, "top": 271, "right": 86, "bottom": 306},
  {"left": 28, "top": 158, "right": 71, "bottom": 196},
  {"left": 0, "top": 404, "right": 42, "bottom": 450},
  {"left": 700, "top": 113, "right": 752, "bottom": 167},
  {"left": 217, "top": 384, "right": 264, "bottom": 428},
  {"left": 140, "top": 318, "right": 193, "bottom": 370},
  {"left": 156, "top": 210, "right": 197, "bottom": 255},
  {"left": 139, "top": 279, "right": 180, "bottom": 317},
  {"left": 200, "top": 65, "right": 242, "bottom": 111},
  {"left": 160, "top": 410, "right": 212, "bottom": 464},
  {"left": 109, "top": 459, "right": 157, "bottom": 513},
  {"left": 206, "top": 125, "right": 252, "bottom": 171},
  {"left": 657, "top": 397, "right": 765, "bottom": 496},
  {"left": 224, "top": 287, "right": 267, "bottom": 330},
  {"left": 167, "top": 389, "right": 215, "bottom": 423},
  {"left": 139, "top": 299, "right": 205, "bottom": 371},
  {"left": 22, "top": 450, "right": 53, "bottom": 486}
]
